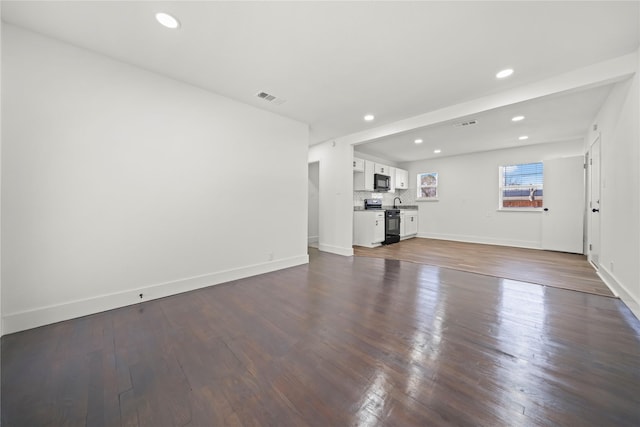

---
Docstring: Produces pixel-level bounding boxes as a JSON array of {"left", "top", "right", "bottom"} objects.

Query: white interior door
[
  {"left": 541, "top": 156, "right": 585, "bottom": 253},
  {"left": 588, "top": 137, "right": 601, "bottom": 267}
]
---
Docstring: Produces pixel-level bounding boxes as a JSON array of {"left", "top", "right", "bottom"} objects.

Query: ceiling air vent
[
  {"left": 453, "top": 119, "right": 478, "bottom": 127},
  {"left": 256, "top": 91, "right": 286, "bottom": 105}
]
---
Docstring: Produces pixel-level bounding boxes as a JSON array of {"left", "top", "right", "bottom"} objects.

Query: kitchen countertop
[{"left": 354, "top": 205, "right": 418, "bottom": 211}]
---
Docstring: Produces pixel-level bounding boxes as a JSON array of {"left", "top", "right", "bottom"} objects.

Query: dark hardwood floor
[
  {"left": 2, "top": 248, "right": 640, "bottom": 426},
  {"left": 354, "top": 238, "right": 614, "bottom": 297}
]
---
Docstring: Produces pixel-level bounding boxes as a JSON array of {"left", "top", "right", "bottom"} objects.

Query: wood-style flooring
[
  {"left": 354, "top": 238, "right": 614, "bottom": 297},
  {"left": 2, "top": 249, "right": 639, "bottom": 426}
]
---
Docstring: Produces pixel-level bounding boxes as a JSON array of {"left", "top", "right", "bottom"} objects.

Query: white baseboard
[
  {"left": 597, "top": 266, "right": 640, "bottom": 321},
  {"left": 318, "top": 243, "right": 354, "bottom": 257},
  {"left": 2, "top": 254, "right": 309, "bottom": 335},
  {"left": 308, "top": 235, "right": 319, "bottom": 245},
  {"left": 417, "top": 233, "right": 540, "bottom": 250}
]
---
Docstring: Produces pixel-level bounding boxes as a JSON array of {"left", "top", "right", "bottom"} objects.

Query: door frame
[{"left": 586, "top": 135, "right": 601, "bottom": 268}]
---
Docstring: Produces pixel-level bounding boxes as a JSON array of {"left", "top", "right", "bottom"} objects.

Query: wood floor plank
[
  {"left": 2, "top": 248, "right": 639, "bottom": 426},
  {"left": 354, "top": 237, "right": 614, "bottom": 296}
]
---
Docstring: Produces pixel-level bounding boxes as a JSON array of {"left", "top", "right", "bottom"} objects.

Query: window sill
[{"left": 497, "top": 208, "right": 543, "bottom": 212}]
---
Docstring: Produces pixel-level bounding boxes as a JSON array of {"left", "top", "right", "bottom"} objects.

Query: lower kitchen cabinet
[
  {"left": 400, "top": 210, "right": 418, "bottom": 239},
  {"left": 353, "top": 211, "right": 385, "bottom": 247}
]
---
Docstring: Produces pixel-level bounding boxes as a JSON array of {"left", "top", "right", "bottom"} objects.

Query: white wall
[
  {"left": 0, "top": 10, "right": 4, "bottom": 337},
  {"left": 588, "top": 64, "right": 640, "bottom": 316},
  {"left": 308, "top": 162, "right": 319, "bottom": 245},
  {"left": 402, "top": 140, "right": 584, "bottom": 248},
  {"left": 308, "top": 141, "right": 354, "bottom": 256},
  {"left": 1, "top": 25, "right": 309, "bottom": 333}
]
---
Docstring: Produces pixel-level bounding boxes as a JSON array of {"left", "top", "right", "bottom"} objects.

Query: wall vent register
[{"left": 255, "top": 91, "right": 286, "bottom": 105}]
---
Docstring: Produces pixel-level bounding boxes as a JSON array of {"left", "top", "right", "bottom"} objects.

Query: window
[
  {"left": 499, "top": 162, "right": 543, "bottom": 209},
  {"left": 417, "top": 172, "right": 438, "bottom": 200}
]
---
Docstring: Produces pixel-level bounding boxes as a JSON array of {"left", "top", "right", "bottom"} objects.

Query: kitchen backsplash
[{"left": 353, "top": 188, "right": 415, "bottom": 208}]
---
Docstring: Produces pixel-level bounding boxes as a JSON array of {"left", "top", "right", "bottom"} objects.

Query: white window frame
[
  {"left": 416, "top": 172, "right": 438, "bottom": 201},
  {"left": 498, "top": 162, "right": 544, "bottom": 211}
]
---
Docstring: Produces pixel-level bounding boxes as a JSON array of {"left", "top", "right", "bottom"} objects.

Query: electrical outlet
[
  {"left": 268, "top": 252, "right": 274, "bottom": 261},
  {"left": 139, "top": 293, "right": 144, "bottom": 299},
  {"left": 610, "top": 262, "right": 614, "bottom": 273}
]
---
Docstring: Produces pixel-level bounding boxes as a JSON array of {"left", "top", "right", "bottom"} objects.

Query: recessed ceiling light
[
  {"left": 364, "top": 114, "right": 375, "bottom": 122},
  {"left": 512, "top": 115, "right": 525, "bottom": 122},
  {"left": 496, "top": 68, "right": 514, "bottom": 79},
  {"left": 434, "top": 149, "right": 442, "bottom": 154},
  {"left": 156, "top": 12, "right": 180, "bottom": 29},
  {"left": 519, "top": 135, "right": 529, "bottom": 140},
  {"left": 414, "top": 139, "right": 423, "bottom": 144}
]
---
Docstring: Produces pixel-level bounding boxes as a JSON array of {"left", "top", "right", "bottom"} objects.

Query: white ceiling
[
  {"left": 2, "top": 1, "right": 639, "bottom": 159},
  {"left": 355, "top": 83, "right": 615, "bottom": 162}
]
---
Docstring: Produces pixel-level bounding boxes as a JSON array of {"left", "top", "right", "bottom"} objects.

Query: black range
[{"left": 363, "top": 199, "right": 400, "bottom": 245}]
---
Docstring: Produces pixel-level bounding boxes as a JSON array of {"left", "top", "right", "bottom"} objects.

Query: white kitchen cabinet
[
  {"left": 395, "top": 168, "right": 409, "bottom": 190},
  {"left": 389, "top": 167, "right": 396, "bottom": 193},
  {"left": 354, "top": 159, "right": 374, "bottom": 191},
  {"left": 374, "top": 163, "right": 391, "bottom": 175},
  {"left": 406, "top": 212, "right": 418, "bottom": 236},
  {"left": 353, "top": 211, "right": 385, "bottom": 247},
  {"left": 400, "top": 210, "right": 418, "bottom": 238},
  {"left": 353, "top": 157, "right": 365, "bottom": 172}
]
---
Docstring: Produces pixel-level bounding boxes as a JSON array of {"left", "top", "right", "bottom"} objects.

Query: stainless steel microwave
[{"left": 374, "top": 173, "right": 390, "bottom": 191}]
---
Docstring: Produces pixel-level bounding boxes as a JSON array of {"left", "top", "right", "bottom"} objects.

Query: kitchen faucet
[{"left": 393, "top": 197, "right": 402, "bottom": 209}]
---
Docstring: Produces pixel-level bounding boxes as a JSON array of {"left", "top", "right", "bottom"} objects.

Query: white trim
[
  {"left": 400, "top": 235, "right": 417, "bottom": 241},
  {"left": 2, "top": 254, "right": 309, "bottom": 334},
  {"left": 318, "top": 243, "right": 354, "bottom": 257},
  {"left": 497, "top": 208, "right": 543, "bottom": 213},
  {"left": 597, "top": 266, "right": 640, "bottom": 321},
  {"left": 417, "top": 233, "right": 540, "bottom": 250},
  {"left": 308, "top": 235, "right": 319, "bottom": 245}
]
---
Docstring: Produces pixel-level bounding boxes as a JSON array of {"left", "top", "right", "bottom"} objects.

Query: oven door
[{"left": 383, "top": 210, "right": 401, "bottom": 244}]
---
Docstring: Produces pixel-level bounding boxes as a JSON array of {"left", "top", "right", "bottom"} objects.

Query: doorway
[{"left": 308, "top": 161, "right": 320, "bottom": 248}]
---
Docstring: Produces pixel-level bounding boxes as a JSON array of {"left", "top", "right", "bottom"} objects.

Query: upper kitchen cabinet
[
  {"left": 354, "top": 157, "right": 409, "bottom": 193},
  {"left": 395, "top": 168, "right": 409, "bottom": 190},
  {"left": 374, "top": 163, "right": 391, "bottom": 175},
  {"left": 353, "top": 158, "right": 365, "bottom": 172},
  {"left": 354, "top": 158, "right": 374, "bottom": 191},
  {"left": 388, "top": 167, "right": 396, "bottom": 193}
]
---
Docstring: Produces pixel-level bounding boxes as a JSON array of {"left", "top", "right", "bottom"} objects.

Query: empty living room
[{"left": 2, "top": 2, "right": 639, "bottom": 426}]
